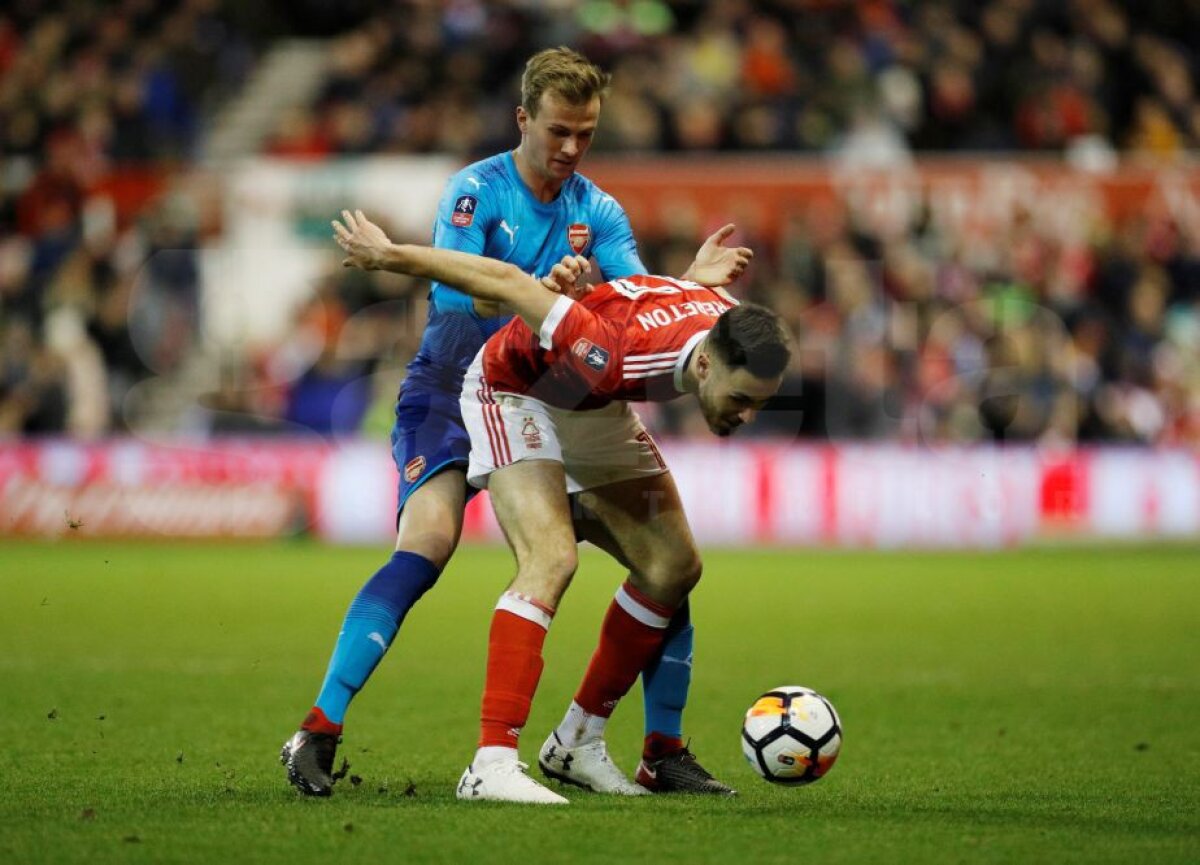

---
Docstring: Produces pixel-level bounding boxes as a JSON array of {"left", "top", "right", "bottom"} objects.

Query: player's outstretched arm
[
  {"left": 333, "top": 209, "right": 581, "bottom": 334},
  {"left": 680, "top": 223, "right": 753, "bottom": 288}
]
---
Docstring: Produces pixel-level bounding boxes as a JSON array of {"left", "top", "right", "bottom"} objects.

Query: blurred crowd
[
  {"left": 1, "top": 0, "right": 1197, "bottom": 445},
  {"left": 645, "top": 184, "right": 1200, "bottom": 445},
  {"left": 0, "top": 0, "right": 259, "bottom": 435},
  {"left": 190, "top": 264, "right": 426, "bottom": 441},
  {"left": 269, "top": 0, "right": 1200, "bottom": 161},
  {"left": 226, "top": 174, "right": 1199, "bottom": 448}
]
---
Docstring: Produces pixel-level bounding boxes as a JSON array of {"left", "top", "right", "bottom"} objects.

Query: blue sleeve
[
  {"left": 589, "top": 195, "right": 648, "bottom": 281},
  {"left": 430, "top": 174, "right": 498, "bottom": 317}
]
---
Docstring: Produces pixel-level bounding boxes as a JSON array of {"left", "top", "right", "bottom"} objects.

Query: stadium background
[
  {"left": 1, "top": 0, "right": 1197, "bottom": 544},
  {"left": 2, "top": 4, "right": 1199, "bottom": 864}
]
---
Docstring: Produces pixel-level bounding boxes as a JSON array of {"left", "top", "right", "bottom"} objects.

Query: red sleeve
[{"left": 540, "top": 297, "right": 623, "bottom": 387}]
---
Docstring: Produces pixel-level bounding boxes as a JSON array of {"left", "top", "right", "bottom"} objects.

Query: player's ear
[{"left": 516, "top": 105, "right": 528, "bottom": 134}]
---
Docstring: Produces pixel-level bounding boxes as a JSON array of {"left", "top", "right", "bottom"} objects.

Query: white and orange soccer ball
[{"left": 741, "top": 686, "right": 842, "bottom": 785}]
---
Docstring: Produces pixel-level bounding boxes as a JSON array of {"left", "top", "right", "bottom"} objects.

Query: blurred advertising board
[
  {"left": 2, "top": 440, "right": 1196, "bottom": 547},
  {"left": 0, "top": 440, "right": 325, "bottom": 539}
]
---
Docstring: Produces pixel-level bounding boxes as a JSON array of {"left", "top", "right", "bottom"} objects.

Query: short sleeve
[
  {"left": 432, "top": 174, "right": 496, "bottom": 254},
  {"left": 543, "top": 299, "right": 622, "bottom": 385},
  {"left": 589, "top": 194, "right": 648, "bottom": 281}
]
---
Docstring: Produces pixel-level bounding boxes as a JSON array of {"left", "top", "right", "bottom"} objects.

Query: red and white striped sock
[{"left": 476, "top": 591, "right": 555, "bottom": 763}]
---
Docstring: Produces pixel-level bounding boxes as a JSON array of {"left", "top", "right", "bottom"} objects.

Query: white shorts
[{"left": 461, "top": 353, "right": 669, "bottom": 493}]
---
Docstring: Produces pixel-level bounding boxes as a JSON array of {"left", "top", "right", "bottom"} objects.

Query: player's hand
[
  {"left": 332, "top": 209, "right": 392, "bottom": 270},
  {"left": 540, "top": 254, "right": 593, "bottom": 300},
  {"left": 682, "top": 223, "right": 753, "bottom": 287}
]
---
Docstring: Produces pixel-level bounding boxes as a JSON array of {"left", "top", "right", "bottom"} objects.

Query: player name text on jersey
[{"left": 635, "top": 299, "right": 731, "bottom": 332}]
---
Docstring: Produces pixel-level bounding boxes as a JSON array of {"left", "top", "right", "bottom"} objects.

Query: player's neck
[{"left": 511, "top": 146, "right": 565, "bottom": 203}]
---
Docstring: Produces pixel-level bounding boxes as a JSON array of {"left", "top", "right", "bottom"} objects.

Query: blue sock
[
  {"left": 312, "top": 551, "right": 440, "bottom": 726},
  {"left": 642, "top": 599, "right": 692, "bottom": 743}
]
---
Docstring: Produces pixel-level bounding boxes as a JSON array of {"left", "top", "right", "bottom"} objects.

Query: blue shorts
[{"left": 390, "top": 363, "right": 480, "bottom": 515}]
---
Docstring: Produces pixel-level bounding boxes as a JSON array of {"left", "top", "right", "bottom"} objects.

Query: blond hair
[{"left": 521, "top": 47, "right": 610, "bottom": 116}]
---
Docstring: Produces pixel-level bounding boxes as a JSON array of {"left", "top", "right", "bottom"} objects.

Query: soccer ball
[{"left": 741, "top": 686, "right": 842, "bottom": 785}]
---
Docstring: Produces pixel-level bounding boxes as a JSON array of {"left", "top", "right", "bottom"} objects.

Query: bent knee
[
  {"left": 527, "top": 546, "right": 578, "bottom": 584},
  {"left": 638, "top": 549, "right": 702, "bottom": 600},
  {"left": 675, "top": 552, "right": 703, "bottom": 593}
]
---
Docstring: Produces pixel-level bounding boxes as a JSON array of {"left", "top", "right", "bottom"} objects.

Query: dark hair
[{"left": 709, "top": 304, "right": 791, "bottom": 378}]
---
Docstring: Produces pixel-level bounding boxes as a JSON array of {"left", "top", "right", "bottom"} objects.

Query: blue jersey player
[{"left": 282, "top": 47, "right": 750, "bottom": 797}]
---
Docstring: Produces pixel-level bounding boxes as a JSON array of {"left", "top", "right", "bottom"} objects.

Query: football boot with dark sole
[{"left": 280, "top": 729, "right": 340, "bottom": 797}]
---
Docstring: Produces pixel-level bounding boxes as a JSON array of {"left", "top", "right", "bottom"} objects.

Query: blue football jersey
[{"left": 411, "top": 151, "right": 647, "bottom": 384}]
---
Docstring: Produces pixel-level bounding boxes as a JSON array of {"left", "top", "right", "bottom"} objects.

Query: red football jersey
[{"left": 480, "top": 275, "right": 735, "bottom": 410}]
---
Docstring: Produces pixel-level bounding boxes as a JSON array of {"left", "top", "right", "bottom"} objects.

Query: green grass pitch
[{"left": 1, "top": 539, "right": 1197, "bottom": 864}]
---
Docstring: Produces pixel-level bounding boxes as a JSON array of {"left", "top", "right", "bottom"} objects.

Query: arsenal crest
[
  {"left": 567, "top": 223, "right": 590, "bottom": 254},
  {"left": 404, "top": 456, "right": 427, "bottom": 483}
]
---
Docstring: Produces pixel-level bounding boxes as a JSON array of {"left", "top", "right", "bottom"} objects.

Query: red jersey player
[
  {"left": 478, "top": 275, "right": 738, "bottom": 409},
  {"left": 335, "top": 211, "right": 790, "bottom": 804},
  {"left": 463, "top": 274, "right": 757, "bottom": 494}
]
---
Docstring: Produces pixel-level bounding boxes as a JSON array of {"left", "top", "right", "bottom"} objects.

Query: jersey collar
[
  {"left": 505, "top": 150, "right": 566, "bottom": 211},
  {"left": 674, "top": 330, "right": 709, "bottom": 393}
]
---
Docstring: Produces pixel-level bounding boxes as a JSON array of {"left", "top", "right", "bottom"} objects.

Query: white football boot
[
  {"left": 456, "top": 760, "right": 569, "bottom": 805},
  {"left": 538, "top": 732, "right": 648, "bottom": 795}
]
